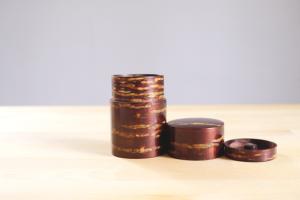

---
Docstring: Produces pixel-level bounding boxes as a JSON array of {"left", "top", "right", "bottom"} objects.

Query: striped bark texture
[
  {"left": 167, "top": 118, "right": 224, "bottom": 160},
  {"left": 111, "top": 74, "right": 166, "bottom": 158}
]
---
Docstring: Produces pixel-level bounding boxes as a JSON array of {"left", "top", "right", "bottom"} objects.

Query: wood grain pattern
[{"left": 0, "top": 105, "right": 300, "bottom": 199}]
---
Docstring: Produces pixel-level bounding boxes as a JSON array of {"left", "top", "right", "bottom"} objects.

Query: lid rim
[{"left": 224, "top": 138, "right": 277, "bottom": 162}]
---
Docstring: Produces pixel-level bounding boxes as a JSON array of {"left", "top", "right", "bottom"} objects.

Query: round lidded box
[{"left": 167, "top": 118, "right": 224, "bottom": 160}]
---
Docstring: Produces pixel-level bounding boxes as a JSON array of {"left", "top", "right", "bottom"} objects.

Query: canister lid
[
  {"left": 224, "top": 138, "right": 277, "bottom": 162},
  {"left": 168, "top": 118, "right": 223, "bottom": 129},
  {"left": 167, "top": 118, "right": 224, "bottom": 144}
]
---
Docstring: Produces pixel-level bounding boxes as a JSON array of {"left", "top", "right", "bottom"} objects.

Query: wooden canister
[
  {"left": 111, "top": 74, "right": 166, "bottom": 158},
  {"left": 167, "top": 118, "right": 224, "bottom": 160}
]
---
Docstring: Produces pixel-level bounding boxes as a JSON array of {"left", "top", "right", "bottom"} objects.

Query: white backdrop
[{"left": 0, "top": 0, "right": 299, "bottom": 105}]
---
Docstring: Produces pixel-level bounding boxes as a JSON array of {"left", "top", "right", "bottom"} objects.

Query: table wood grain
[{"left": 0, "top": 105, "right": 300, "bottom": 200}]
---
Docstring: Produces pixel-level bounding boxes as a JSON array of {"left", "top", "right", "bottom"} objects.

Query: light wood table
[{"left": 0, "top": 105, "right": 300, "bottom": 200}]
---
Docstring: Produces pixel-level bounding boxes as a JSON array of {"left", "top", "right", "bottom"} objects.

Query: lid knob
[{"left": 244, "top": 143, "right": 257, "bottom": 150}]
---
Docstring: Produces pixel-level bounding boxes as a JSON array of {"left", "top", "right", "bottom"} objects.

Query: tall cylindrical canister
[{"left": 111, "top": 74, "right": 166, "bottom": 158}]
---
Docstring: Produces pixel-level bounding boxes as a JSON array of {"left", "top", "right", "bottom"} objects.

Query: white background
[{"left": 0, "top": 0, "right": 299, "bottom": 105}]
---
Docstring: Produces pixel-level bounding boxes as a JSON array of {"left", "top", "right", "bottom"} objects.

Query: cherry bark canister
[
  {"left": 167, "top": 118, "right": 224, "bottom": 160},
  {"left": 111, "top": 74, "right": 166, "bottom": 158}
]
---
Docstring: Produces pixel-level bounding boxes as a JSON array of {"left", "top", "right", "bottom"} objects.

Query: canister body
[{"left": 111, "top": 74, "right": 166, "bottom": 158}]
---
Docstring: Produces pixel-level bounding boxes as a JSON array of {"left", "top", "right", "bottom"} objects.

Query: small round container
[
  {"left": 167, "top": 118, "right": 224, "bottom": 160},
  {"left": 224, "top": 138, "right": 277, "bottom": 162}
]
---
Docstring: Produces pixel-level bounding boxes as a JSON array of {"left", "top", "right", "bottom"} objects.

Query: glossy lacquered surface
[
  {"left": 111, "top": 74, "right": 166, "bottom": 158},
  {"left": 167, "top": 118, "right": 224, "bottom": 160},
  {"left": 224, "top": 138, "right": 277, "bottom": 162}
]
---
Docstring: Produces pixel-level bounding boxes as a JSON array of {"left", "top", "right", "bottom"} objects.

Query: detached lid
[{"left": 224, "top": 138, "right": 277, "bottom": 162}]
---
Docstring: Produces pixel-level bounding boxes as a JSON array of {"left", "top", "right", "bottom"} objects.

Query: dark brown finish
[
  {"left": 111, "top": 74, "right": 166, "bottom": 159},
  {"left": 167, "top": 118, "right": 224, "bottom": 160},
  {"left": 224, "top": 138, "right": 277, "bottom": 162}
]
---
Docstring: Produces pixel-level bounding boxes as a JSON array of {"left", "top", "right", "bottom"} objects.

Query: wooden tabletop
[{"left": 0, "top": 105, "right": 300, "bottom": 200}]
